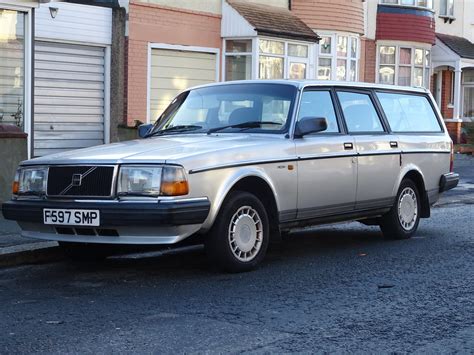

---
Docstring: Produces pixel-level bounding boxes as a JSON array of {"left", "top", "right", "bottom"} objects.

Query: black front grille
[{"left": 47, "top": 166, "right": 114, "bottom": 197}]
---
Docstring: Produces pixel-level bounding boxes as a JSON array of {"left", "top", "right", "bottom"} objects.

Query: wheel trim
[
  {"left": 228, "top": 205, "right": 263, "bottom": 262},
  {"left": 398, "top": 187, "right": 418, "bottom": 231}
]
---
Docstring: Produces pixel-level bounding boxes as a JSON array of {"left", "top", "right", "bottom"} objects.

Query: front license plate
[{"left": 43, "top": 209, "right": 100, "bottom": 226}]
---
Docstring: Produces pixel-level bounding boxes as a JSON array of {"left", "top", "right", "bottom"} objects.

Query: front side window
[
  {"left": 318, "top": 34, "right": 359, "bottom": 82},
  {"left": 298, "top": 90, "right": 339, "bottom": 133},
  {"left": 377, "top": 92, "right": 442, "bottom": 132},
  {"left": 337, "top": 92, "right": 384, "bottom": 133},
  {"left": 378, "top": 45, "right": 431, "bottom": 88},
  {"left": 149, "top": 84, "right": 297, "bottom": 135}
]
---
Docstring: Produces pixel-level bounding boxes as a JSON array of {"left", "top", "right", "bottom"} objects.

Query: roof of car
[{"left": 189, "top": 80, "right": 429, "bottom": 94}]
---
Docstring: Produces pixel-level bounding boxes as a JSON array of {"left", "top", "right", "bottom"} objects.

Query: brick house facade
[{"left": 113, "top": 0, "right": 473, "bottom": 142}]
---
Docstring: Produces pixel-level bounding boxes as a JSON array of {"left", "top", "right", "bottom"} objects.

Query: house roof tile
[
  {"left": 228, "top": 0, "right": 320, "bottom": 42},
  {"left": 437, "top": 33, "right": 474, "bottom": 60}
]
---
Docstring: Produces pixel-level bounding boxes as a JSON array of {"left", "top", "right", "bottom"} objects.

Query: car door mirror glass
[
  {"left": 138, "top": 124, "right": 154, "bottom": 138},
  {"left": 294, "top": 117, "right": 328, "bottom": 137}
]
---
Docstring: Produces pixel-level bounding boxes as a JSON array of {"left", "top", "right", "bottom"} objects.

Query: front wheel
[
  {"left": 205, "top": 191, "right": 270, "bottom": 272},
  {"left": 380, "top": 179, "right": 421, "bottom": 240}
]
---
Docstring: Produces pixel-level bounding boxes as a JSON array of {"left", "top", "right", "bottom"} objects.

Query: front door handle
[
  {"left": 344, "top": 142, "right": 353, "bottom": 150},
  {"left": 390, "top": 141, "right": 398, "bottom": 148}
]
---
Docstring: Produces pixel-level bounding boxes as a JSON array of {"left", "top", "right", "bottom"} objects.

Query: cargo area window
[{"left": 376, "top": 92, "right": 442, "bottom": 132}]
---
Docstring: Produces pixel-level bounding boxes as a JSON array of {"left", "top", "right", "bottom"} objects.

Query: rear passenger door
[
  {"left": 335, "top": 89, "right": 400, "bottom": 211},
  {"left": 295, "top": 88, "right": 357, "bottom": 220}
]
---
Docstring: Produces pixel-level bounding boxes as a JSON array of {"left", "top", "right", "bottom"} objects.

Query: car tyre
[
  {"left": 59, "top": 242, "right": 111, "bottom": 261},
  {"left": 380, "top": 179, "right": 421, "bottom": 240},
  {"left": 205, "top": 191, "right": 270, "bottom": 273}
]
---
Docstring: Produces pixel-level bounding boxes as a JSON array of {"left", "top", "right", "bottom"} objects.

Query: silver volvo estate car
[{"left": 2, "top": 80, "right": 459, "bottom": 272}]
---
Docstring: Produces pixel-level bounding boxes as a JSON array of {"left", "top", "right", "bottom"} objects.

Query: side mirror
[
  {"left": 294, "top": 117, "right": 328, "bottom": 138},
  {"left": 138, "top": 124, "right": 153, "bottom": 138}
]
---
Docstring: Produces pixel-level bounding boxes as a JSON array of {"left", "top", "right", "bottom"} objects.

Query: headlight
[
  {"left": 117, "top": 165, "right": 189, "bottom": 197},
  {"left": 14, "top": 167, "right": 48, "bottom": 196}
]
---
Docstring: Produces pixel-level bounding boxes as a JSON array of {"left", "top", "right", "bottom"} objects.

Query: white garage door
[
  {"left": 150, "top": 48, "right": 217, "bottom": 122},
  {"left": 34, "top": 41, "right": 106, "bottom": 156}
]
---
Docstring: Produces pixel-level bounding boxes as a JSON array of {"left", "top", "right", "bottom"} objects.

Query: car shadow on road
[{"left": 57, "top": 223, "right": 389, "bottom": 276}]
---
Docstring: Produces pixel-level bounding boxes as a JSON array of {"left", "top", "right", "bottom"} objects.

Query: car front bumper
[{"left": 2, "top": 198, "right": 210, "bottom": 245}]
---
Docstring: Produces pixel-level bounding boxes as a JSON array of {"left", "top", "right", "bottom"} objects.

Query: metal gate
[{"left": 34, "top": 41, "right": 106, "bottom": 156}]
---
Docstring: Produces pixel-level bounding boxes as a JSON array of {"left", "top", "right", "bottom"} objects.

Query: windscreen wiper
[
  {"left": 207, "top": 121, "right": 282, "bottom": 135},
  {"left": 145, "top": 125, "right": 203, "bottom": 138}
]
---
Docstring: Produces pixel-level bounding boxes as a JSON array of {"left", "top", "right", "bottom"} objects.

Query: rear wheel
[
  {"left": 59, "top": 242, "right": 112, "bottom": 261},
  {"left": 205, "top": 191, "right": 270, "bottom": 272},
  {"left": 380, "top": 179, "right": 421, "bottom": 240}
]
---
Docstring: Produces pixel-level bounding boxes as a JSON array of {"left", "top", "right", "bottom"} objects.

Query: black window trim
[
  {"left": 333, "top": 87, "right": 390, "bottom": 135},
  {"left": 373, "top": 88, "right": 446, "bottom": 134}
]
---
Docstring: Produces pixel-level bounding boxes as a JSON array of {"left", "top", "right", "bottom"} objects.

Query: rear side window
[
  {"left": 298, "top": 90, "right": 339, "bottom": 133},
  {"left": 376, "top": 92, "right": 442, "bottom": 132},
  {"left": 337, "top": 91, "right": 385, "bottom": 133}
]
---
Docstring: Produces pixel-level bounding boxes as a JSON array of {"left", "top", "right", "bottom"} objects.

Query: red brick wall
[
  {"left": 291, "top": 0, "right": 364, "bottom": 34},
  {"left": 361, "top": 38, "right": 376, "bottom": 83},
  {"left": 441, "top": 70, "right": 453, "bottom": 119},
  {"left": 446, "top": 121, "right": 461, "bottom": 143},
  {"left": 125, "top": 1, "right": 222, "bottom": 126}
]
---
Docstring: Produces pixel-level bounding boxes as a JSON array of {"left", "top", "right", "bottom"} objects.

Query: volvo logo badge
[{"left": 71, "top": 174, "right": 83, "bottom": 187}]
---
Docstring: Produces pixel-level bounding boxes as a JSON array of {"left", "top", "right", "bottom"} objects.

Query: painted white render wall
[
  {"left": 364, "top": 0, "right": 378, "bottom": 40},
  {"left": 434, "top": 0, "right": 474, "bottom": 42},
  {"left": 221, "top": 0, "right": 257, "bottom": 37},
  {"left": 137, "top": 0, "right": 288, "bottom": 14},
  {"left": 35, "top": 2, "right": 112, "bottom": 45}
]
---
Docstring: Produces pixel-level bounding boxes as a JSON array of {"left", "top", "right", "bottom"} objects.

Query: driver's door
[{"left": 295, "top": 88, "right": 357, "bottom": 220}]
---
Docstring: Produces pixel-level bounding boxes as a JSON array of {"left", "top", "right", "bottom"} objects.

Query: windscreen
[{"left": 149, "top": 83, "right": 297, "bottom": 135}]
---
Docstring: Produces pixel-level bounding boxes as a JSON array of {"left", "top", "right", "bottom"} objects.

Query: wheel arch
[
  {"left": 206, "top": 169, "right": 280, "bottom": 236},
  {"left": 396, "top": 165, "right": 430, "bottom": 218}
]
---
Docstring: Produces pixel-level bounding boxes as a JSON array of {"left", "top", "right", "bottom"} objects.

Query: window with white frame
[
  {"left": 224, "top": 38, "right": 311, "bottom": 81},
  {"left": 377, "top": 45, "right": 431, "bottom": 88},
  {"left": 224, "top": 39, "right": 252, "bottom": 81},
  {"left": 258, "top": 39, "right": 309, "bottom": 80},
  {"left": 379, "top": 0, "right": 433, "bottom": 9},
  {"left": 317, "top": 34, "right": 359, "bottom": 82},
  {"left": 439, "top": 0, "right": 454, "bottom": 17}
]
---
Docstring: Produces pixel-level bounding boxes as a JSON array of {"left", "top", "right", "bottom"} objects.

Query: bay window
[
  {"left": 377, "top": 44, "right": 431, "bottom": 88},
  {"left": 224, "top": 37, "right": 311, "bottom": 81},
  {"left": 318, "top": 34, "right": 359, "bottom": 82},
  {"left": 224, "top": 39, "right": 252, "bottom": 81},
  {"left": 258, "top": 39, "right": 309, "bottom": 80},
  {"left": 0, "top": 9, "right": 25, "bottom": 129},
  {"left": 379, "top": 0, "right": 433, "bottom": 8},
  {"left": 462, "top": 70, "right": 474, "bottom": 118}
]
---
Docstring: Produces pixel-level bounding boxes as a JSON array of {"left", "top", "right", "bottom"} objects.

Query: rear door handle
[
  {"left": 390, "top": 141, "right": 398, "bottom": 148},
  {"left": 344, "top": 142, "right": 353, "bottom": 150}
]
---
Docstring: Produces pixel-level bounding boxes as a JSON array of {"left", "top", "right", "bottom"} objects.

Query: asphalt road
[{"left": 0, "top": 201, "right": 473, "bottom": 353}]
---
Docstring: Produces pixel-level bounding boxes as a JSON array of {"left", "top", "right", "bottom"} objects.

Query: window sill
[{"left": 439, "top": 15, "right": 456, "bottom": 23}]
